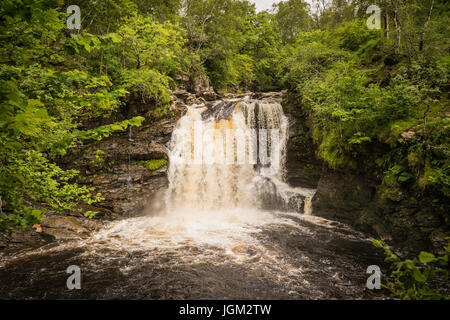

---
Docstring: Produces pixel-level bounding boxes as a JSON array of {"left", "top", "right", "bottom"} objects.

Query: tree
[
  {"left": 419, "top": 0, "right": 435, "bottom": 51},
  {"left": 0, "top": 0, "right": 144, "bottom": 228},
  {"left": 181, "top": 0, "right": 257, "bottom": 89},
  {"left": 273, "top": 0, "right": 313, "bottom": 43}
]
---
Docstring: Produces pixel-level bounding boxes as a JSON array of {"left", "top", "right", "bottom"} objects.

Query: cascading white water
[
  {"left": 71, "top": 98, "right": 319, "bottom": 266},
  {"left": 166, "top": 99, "right": 313, "bottom": 213},
  {"left": 84, "top": 99, "right": 318, "bottom": 263}
]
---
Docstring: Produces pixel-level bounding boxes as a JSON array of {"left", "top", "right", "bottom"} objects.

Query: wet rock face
[
  {"left": 253, "top": 177, "right": 281, "bottom": 211},
  {"left": 282, "top": 93, "right": 323, "bottom": 189},
  {"left": 253, "top": 177, "right": 307, "bottom": 213},
  {"left": 310, "top": 168, "right": 450, "bottom": 253},
  {"left": 64, "top": 115, "right": 175, "bottom": 224},
  {"left": 81, "top": 164, "right": 168, "bottom": 218},
  {"left": 201, "top": 100, "right": 237, "bottom": 120},
  {"left": 311, "top": 170, "right": 375, "bottom": 225}
]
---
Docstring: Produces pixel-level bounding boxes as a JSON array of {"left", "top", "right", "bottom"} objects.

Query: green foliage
[
  {"left": 182, "top": 0, "right": 285, "bottom": 91},
  {"left": 0, "top": 0, "right": 145, "bottom": 229},
  {"left": 242, "top": 12, "right": 282, "bottom": 90},
  {"left": 373, "top": 239, "right": 449, "bottom": 300},
  {"left": 76, "top": 116, "right": 145, "bottom": 141},
  {"left": 303, "top": 63, "right": 421, "bottom": 168},
  {"left": 133, "top": 159, "right": 167, "bottom": 171},
  {"left": 335, "top": 19, "right": 380, "bottom": 51},
  {"left": 84, "top": 210, "right": 100, "bottom": 219},
  {"left": 123, "top": 68, "right": 172, "bottom": 105},
  {"left": 278, "top": 30, "right": 347, "bottom": 92},
  {"left": 279, "top": 8, "right": 449, "bottom": 204},
  {"left": 118, "top": 14, "right": 186, "bottom": 75},
  {"left": 273, "top": 0, "right": 313, "bottom": 44}
]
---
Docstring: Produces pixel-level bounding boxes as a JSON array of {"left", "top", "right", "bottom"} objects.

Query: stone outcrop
[
  {"left": 281, "top": 92, "right": 323, "bottom": 189},
  {"left": 311, "top": 168, "right": 449, "bottom": 254}
]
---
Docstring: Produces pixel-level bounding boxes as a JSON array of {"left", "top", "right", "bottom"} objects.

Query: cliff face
[{"left": 311, "top": 168, "right": 449, "bottom": 254}]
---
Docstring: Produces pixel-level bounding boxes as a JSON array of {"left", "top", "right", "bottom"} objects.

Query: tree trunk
[
  {"left": 392, "top": 1, "right": 401, "bottom": 54},
  {"left": 419, "top": 0, "right": 435, "bottom": 51},
  {"left": 384, "top": 1, "right": 390, "bottom": 39}
]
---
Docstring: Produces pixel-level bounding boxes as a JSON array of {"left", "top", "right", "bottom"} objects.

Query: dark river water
[{"left": 0, "top": 210, "right": 389, "bottom": 299}]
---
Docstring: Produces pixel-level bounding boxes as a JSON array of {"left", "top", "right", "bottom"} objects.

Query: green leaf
[
  {"left": 110, "top": 124, "right": 123, "bottom": 131},
  {"left": 106, "top": 33, "right": 122, "bottom": 43},
  {"left": 84, "top": 211, "right": 99, "bottom": 219},
  {"left": 372, "top": 238, "right": 383, "bottom": 248},
  {"left": 412, "top": 267, "right": 427, "bottom": 283},
  {"left": 31, "top": 209, "right": 43, "bottom": 219},
  {"left": 418, "top": 251, "right": 435, "bottom": 264},
  {"left": 398, "top": 173, "right": 412, "bottom": 182}
]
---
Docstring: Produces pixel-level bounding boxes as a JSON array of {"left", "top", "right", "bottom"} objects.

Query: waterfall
[
  {"left": 0, "top": 99, "right": 387, "bottom": 300},
  {"left": 166, "top": 99, "right": 315, "bottom": 214}
]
